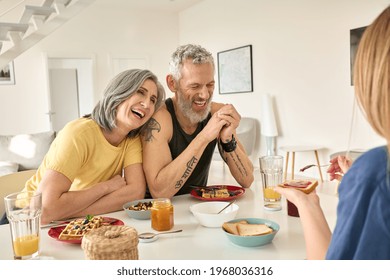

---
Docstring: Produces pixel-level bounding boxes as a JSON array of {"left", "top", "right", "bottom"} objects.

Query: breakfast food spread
[
  {"left": 237, "top": 223, "right": 273, "bottom": 236},
  {"left": 128, "top": 201, "right": 153, "bottom": 211},
  {"left": 223, "top": 220, "right": 273, "bottom": 236},
  {"left": 58, "top": 215, "right": 104, "bottom": 241},
  {"left": 279, "top": 179, "right": 318, "bottom": 194},
  {"left": 151, "top": 198, "right": 174, "bottom": 231},
  {"left": 200, "top": 187, "right": 230, "bottom": 199},
  {"left": 222, "top": 220, "right": 248, "bottom": 235}
]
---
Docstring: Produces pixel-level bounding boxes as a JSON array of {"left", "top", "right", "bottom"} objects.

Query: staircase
[{"left": 0, "top": 0, "right": 95, "bottom": 68}]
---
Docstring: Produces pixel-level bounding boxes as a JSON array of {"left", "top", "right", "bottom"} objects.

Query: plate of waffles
[
  {"left": 190, "top": 185, "right": 245, "bottom": 201},
  {"left": 48, "top": 216, "right": 124, "bottom": 244}
]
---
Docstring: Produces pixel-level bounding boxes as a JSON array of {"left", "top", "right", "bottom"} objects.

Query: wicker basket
[{"left": 81, "top": 225, "right": 139, "bottom": 260}]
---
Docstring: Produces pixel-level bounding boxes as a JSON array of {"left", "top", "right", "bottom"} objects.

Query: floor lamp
[{"left": 260, "top": 94, "right": 278, "bottom": 156}]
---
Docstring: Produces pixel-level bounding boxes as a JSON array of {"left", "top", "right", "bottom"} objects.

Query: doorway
[
  {"left": 48, "top": 68, "right": 79, "bottom": 132},
  {"left": 47, "top": 57, "right": 94, "bottom": 132}
]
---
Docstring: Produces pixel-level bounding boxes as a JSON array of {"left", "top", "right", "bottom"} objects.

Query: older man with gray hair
[{"left": 142, "top": 44, "right": 254, "bottom": 198}]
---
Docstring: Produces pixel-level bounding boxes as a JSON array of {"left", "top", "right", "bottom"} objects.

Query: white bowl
[{"left": 190, "top": 201, "right": 239, "bottom": 228}]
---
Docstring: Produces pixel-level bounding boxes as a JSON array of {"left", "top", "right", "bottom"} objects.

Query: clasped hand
[
  {"left": 200, "top": 104, "right": 241, "bottom": 143},
  {"left": 216, "top": 104, "right": 240, "bottom": 142}
]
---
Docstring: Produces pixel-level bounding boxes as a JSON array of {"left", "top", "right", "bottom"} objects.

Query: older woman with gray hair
[{"left": 14, "top": 69, "right": 165, "bottom": 225}]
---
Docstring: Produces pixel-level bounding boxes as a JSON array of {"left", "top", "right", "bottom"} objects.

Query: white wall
[
  {"left": 179, "top": 0, "right": 389, "bottom": 177},
  {"left": 1, "top": 0, "right": 389, "bottom": 180},
  {"left": 0, "top": 0, "right": 178, "bottom": 134}
]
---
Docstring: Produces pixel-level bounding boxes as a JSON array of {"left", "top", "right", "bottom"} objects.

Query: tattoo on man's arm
[
  {"left": 175, "top": 156, "right": 198, "bottom": 189},
  {"left": 218, "top": 141, "right": 228, "bottom": 163},
  {"left": 228, "top": 151, "right": 248, "bottom": 177},
  {"left": 143, "top": 118, "right": 161, "bottom": 142},
  {"left": 219, "top": 140, "right": 247, "bottom": 176}
]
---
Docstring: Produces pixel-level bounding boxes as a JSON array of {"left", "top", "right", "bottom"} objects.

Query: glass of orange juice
[
  {"left": 4, "top": 191, "right": 42, "bottom": 260},
  {"left": 259, "top": 155, "right": 283, "bottom": 211}
]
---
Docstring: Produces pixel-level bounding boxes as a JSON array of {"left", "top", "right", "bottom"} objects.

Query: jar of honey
[{"left": 151, "top": 198, "right": 174, "bottom": 231}]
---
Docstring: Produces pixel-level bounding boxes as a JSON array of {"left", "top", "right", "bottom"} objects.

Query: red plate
[
  {"left": 190, "top": 185, "right": 245, "bottom": 201},
  {"left": 48, "top": 217, "right": 124, "bottom": 244}
]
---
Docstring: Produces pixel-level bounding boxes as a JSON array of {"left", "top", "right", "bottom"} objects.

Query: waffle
[{"left": 58, "top": 216, "right": 104, "bottom": 241}]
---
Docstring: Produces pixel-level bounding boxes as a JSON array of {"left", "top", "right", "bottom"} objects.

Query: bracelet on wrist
[{"left": 220, "top": 134, "right": 237, "bottom": 153}]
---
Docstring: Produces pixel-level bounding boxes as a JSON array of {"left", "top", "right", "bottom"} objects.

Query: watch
[{"left": 220, "top": 134, "right": 237, "bottom": 153}]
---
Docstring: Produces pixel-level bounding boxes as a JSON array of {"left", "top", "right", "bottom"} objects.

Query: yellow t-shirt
[{"left": 24, "top": 118, "right": 142, "bottom": 192}]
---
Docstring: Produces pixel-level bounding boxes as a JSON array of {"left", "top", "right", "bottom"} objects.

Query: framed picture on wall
[
  {"left": 0, "top": 61, "right": 15, "bottom": 85},
  {"left": 217, "top": 45, "right": 253, "bottom": 94},
  {"left": 350, "top": 26, "right": 366, "bottom": 85}
]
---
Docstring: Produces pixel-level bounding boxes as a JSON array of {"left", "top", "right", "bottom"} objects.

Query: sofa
[{"left": 0, "top": 131, "right": 55, "bottom": 176}]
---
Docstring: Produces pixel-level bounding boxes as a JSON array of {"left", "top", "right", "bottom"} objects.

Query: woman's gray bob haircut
[
  {"left": 90, "top": 69, "right": 165, "bottom": 138},
  {"left": 169, "top": 44, "right": 215, "bottom": 81}
]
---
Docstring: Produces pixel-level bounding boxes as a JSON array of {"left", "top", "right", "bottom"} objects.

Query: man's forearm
[
  {"left": 174, "top": 156, "right": 199, "bottom": 189},
  {"left": 219, "top": 140, "right": 254, "bottom": 188},
  {"left": 148, "top": 135, "right": 209, "bottom": 198}
]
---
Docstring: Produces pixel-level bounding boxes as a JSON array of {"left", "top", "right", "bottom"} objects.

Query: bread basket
[{"left": 81, "top": 225, "right": 139, "bottom": 260}]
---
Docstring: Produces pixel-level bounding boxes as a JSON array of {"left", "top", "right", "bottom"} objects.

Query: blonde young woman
[{"left": 276, "top": 6, "right": 390, "bottom": 260}]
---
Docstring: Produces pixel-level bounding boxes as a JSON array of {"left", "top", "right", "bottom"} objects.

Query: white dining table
[{"left": 0, "top": 163, "right": 339, "bottom": 260}]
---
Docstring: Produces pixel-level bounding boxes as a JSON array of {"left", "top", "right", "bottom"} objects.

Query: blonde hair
[{"left": 354, "top": 6, "right": 390, "bottom": 150}]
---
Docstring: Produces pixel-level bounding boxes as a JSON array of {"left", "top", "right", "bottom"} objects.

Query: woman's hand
[
  {"left": 275, "top": 185, "right": 331, "bottom": 260},
  {"left": 327, "top": 155, "right": 352, "bottom": 181},
  {"left": 275, "top": 185, "right": 320, "bottom": 210}
]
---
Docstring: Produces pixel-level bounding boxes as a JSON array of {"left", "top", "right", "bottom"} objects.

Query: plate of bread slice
[
  {"left": 222, "top": 218, "right": 279, "bottom": 247},
  {"left": 48, "top": 215, "right": 124, "bottom": 244}
]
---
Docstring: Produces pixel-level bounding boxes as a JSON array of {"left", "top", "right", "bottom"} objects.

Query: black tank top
[{"left": 166, "top": 98, "right": 217, "bottom": 195}]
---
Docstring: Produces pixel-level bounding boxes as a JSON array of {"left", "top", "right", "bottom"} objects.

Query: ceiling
[
  {"left": 0, "top": 0, "right": 204, "bottom": 16},
  {"left": 120, "top": 0, "right": 204, "bottom": 13}
]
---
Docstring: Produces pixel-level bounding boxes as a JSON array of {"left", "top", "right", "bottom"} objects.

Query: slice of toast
[
  {"left": 279, "top": 179, "right": 318, "bottom": 194},
  {"left": 222, "top": 220, "right": 248, "bottom": 235},
  {"left": 237, "top": 223, "right": 273, "bottom": 236}
]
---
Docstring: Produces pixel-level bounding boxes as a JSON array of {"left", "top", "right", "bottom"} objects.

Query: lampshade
[{"left": 260, "top": 94, "right": 278, "bottom": 137}]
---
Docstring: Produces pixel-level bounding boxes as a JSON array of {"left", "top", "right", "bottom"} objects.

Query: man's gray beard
[{"left": 177, "top": 94, "right": 211, "bottom": 124}]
